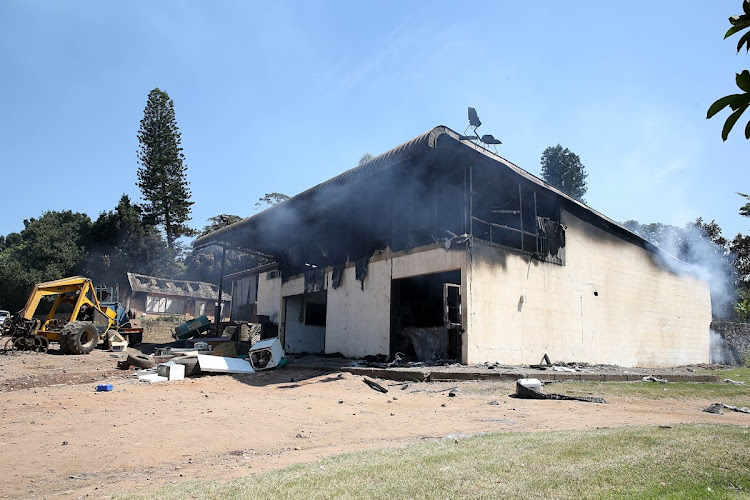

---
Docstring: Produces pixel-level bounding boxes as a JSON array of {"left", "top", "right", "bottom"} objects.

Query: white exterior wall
[
  {"left": 466, "top": 211, "right": 712, "bottom": 367},
  {"left": 324, "top": 260, "right": 391, "bottom": 357},
  {"left": 256, "top": 273, "right": 282, "bottom": 323},
  {"left": 323, "top": 246, "right": 467, "bottom": 358}
]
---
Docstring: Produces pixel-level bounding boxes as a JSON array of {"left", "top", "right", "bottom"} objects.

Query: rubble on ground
[
  {"left": 513, "top": 378, "right": 607, "bottom": 404},
  {"left": 703, "top": 403, "right": 750, "bottom": 415},
  {"left": 119, "top": 336, "right": 287, "bottom": 383}
]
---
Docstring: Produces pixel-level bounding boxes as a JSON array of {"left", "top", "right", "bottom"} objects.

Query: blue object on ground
[{"left": 96, "top": 384, "right": 113, "bottom": 392}]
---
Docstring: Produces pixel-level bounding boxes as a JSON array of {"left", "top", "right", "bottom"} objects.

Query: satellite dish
[
  {"left": 462, "top": 107, "right": 502, "bottom": 153},
  {"left": 468, "top": 107, "right": 482, "bottom": 128}
]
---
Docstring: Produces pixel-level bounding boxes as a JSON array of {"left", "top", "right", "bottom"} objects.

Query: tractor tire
[
  {"left": 58, "top": 339, "right": 71, "bottom": 354},
  {"left": 126, "top": 353, "right": 155, "bottom": 369},
  {"left": 60, "top": 321, "right": 98, "bottom": 355}
]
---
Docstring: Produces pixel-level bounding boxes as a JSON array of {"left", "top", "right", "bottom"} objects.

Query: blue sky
[{"left": 1, "top": 1, "right": 748, "bottom": 241}]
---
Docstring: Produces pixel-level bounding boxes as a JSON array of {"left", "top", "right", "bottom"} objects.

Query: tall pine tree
[
  {"left": 540, "top": 144, "right": 588, "bottom": 203},
  {"left": 137, "top": 88, "right": 195, "bottom": 250}
]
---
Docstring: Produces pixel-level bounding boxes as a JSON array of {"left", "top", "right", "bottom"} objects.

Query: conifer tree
[
  {"left": 136, "top": 88, "right": 195, "bottom": 250},
  {"left": 540, "top": 144, "right": 588, "bottom": 203}
]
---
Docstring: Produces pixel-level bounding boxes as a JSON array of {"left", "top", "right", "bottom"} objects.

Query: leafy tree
[
  {"left": 692, "top": 217, "right": 729, "bottom": 247},
  {"left": 4, "top": 233, "right": 22, "bottom": 248},
  {"left": 0, "top": 257, "right": 33, "bottom": 312},
  {"left": 733, "top": 192, "right": 750, "bottom": 318},
  {"left": 200, "top": 214, "right": 243, "bottom": 236},
  {"left": 707, "top": 1, "right": 750, "bottom": 140},
  {"left": 0, "top": 211, "right": 92, "bottom": 311},
  {"left": 624, "top": 218, "right": 730, "bottom": 263},
  {"left": 83, "top": 195, "right": 173, "bottom": 287},
  {"left": 622, "top": 220, "right": 681, "bottom": 246},
  {"left": 736, "top": 288, "right": 750, "bottom": 320},
  {"left": 15, "top": 211, "right": 92, "bottom": 278},
  {"left": 358, "top": 152, "right": 374, "bottom": 165},
  {"left": 739, "top": 192, "right": 750, "bottom": 217},
  {"left": 188, "top": 214, "right": 267, "bottom": 284},
  {"left": 255, "top": 193, "right": 290, "bottom": 210},
  {"left": 137, "top": 88, "right": 196, "bottom": 250},
  {"left": 731, "top": 234, "right": 750, "bottom": 283},
  {"left": 540, "top": 144, "right": 588, "bottom": 202}
]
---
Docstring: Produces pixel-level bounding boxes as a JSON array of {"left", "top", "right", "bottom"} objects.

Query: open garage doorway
[
  {"left": 283, "top": 291, "right": 327, "bottom": 353},
  {"left": 390, "top": 270, "right": 461, "bottom": 362}
]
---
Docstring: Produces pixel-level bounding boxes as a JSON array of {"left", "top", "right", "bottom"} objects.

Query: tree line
[{"left": 0, "top": 200, "right": 258, "bottom": 311}]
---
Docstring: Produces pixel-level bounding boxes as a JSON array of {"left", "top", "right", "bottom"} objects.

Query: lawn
[
  {"left": 699, "top": 366, "right": 750, "bottom": 385},
  {"left": 121, "top": 424, "right": 750, "bottom": 499},
  {"left": 563, "top": 366, "right": 750, "bottom": 407},
  {"left": 456, "top": 367, "right": 750, "bottom": 407},
  {"left": 551, "top": 380, "right": 750, "bottom": 406}
]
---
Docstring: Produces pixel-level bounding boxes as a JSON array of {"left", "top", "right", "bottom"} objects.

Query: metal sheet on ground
[{"left": 197, "top": 354, "right": 255, "bottom": 374}]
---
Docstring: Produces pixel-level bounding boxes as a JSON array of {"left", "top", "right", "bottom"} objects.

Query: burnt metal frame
[{"left": 467, "top": 161, "right": 563, "bottom": 263}]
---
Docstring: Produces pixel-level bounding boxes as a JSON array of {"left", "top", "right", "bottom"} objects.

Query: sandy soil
[{"left": 0, "top": 347, "right": 747, "bottom": 499}]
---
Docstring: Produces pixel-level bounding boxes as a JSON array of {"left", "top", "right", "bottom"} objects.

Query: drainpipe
[{"left": 214, "top": 246, "right": 227, "bottom": 333}]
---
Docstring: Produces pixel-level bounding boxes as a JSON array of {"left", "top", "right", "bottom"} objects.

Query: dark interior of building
[{"left": 390, "top": 270, "right": 461, "bottom": 361}]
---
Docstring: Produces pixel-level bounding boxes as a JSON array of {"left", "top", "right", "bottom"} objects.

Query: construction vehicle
[{"left": 0, "top": 276, "right": 143, "bottom": 354}]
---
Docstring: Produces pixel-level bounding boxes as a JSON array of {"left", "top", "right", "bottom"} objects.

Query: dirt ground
[{"left": 0, "top": 343, "right": 748, "bottom": 499}]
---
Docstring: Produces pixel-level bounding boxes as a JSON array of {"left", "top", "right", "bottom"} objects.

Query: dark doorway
[{"left": 390, "top": 270, "right": 461, "bottom": 361}]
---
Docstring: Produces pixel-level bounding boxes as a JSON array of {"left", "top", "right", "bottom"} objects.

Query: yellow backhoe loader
[{"left": 0, "top": 276, "right": 138, "bottom": 354}]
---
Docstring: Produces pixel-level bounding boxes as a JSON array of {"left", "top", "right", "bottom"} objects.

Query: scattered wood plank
[{"left": 363, "top": 378, "right": 388, "bottom": 393}]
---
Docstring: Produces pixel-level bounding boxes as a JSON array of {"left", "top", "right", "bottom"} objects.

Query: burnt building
[
  {"left": 195, "top": 126, "right": 711, "bottom": 367},
  {"left": 124, "top": 272, "right": 231, "bottom": 321}
]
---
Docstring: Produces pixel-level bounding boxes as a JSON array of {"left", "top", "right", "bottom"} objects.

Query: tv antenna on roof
[{"left": 462, "top": 107, "right": 502, "bottom": 153}]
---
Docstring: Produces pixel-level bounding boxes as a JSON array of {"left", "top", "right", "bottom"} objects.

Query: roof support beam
[{"left": 214, "top": 246, "right": 226, "bottom": 332}]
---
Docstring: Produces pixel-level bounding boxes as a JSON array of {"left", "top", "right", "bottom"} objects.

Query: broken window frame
[{"left": 468, "top": 162, "right": 565, "bottom": 265}]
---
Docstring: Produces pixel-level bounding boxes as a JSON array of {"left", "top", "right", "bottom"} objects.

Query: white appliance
[{"left": 248, "top": 337, "right": 284, "bottom": 370}]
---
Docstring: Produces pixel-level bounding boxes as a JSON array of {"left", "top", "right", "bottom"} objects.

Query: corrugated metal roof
[{"left": 126, "top": 273, "right": 231, "bottom": 301}]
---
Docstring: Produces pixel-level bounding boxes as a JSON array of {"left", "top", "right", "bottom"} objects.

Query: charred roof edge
[
  {"left": 194, "top": 125, "right": 664, "bottom": 257},
  {"left": 194, "top": 126, "right": 453, "bottom": 249}
]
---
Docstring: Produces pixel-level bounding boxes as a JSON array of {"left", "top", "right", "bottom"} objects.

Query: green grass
[
  {"left": 457, "top": 372, "right": 750, "bottom": 406},
  {"left": 698, "top": 366, "right": 750, "bottom": 385},
  {"left": 557, "top": 366, "right": 750, "bottom": 406},
  {"left": 555, "top": 380, "right": 750, "bottom": 406},
  {"left": 462, "top": 366, "right": 750, "bottom": 406},
  {"left": 119, "top": 424, "right": 750, "bottom": 499}
]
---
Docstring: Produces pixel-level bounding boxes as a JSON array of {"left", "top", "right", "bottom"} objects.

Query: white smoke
[
  {"left": 634, "top": 222, "right": 736, "bottom": 319},
  {"left": 709, "top": 329, "right": 731, "bottom": 364}
]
